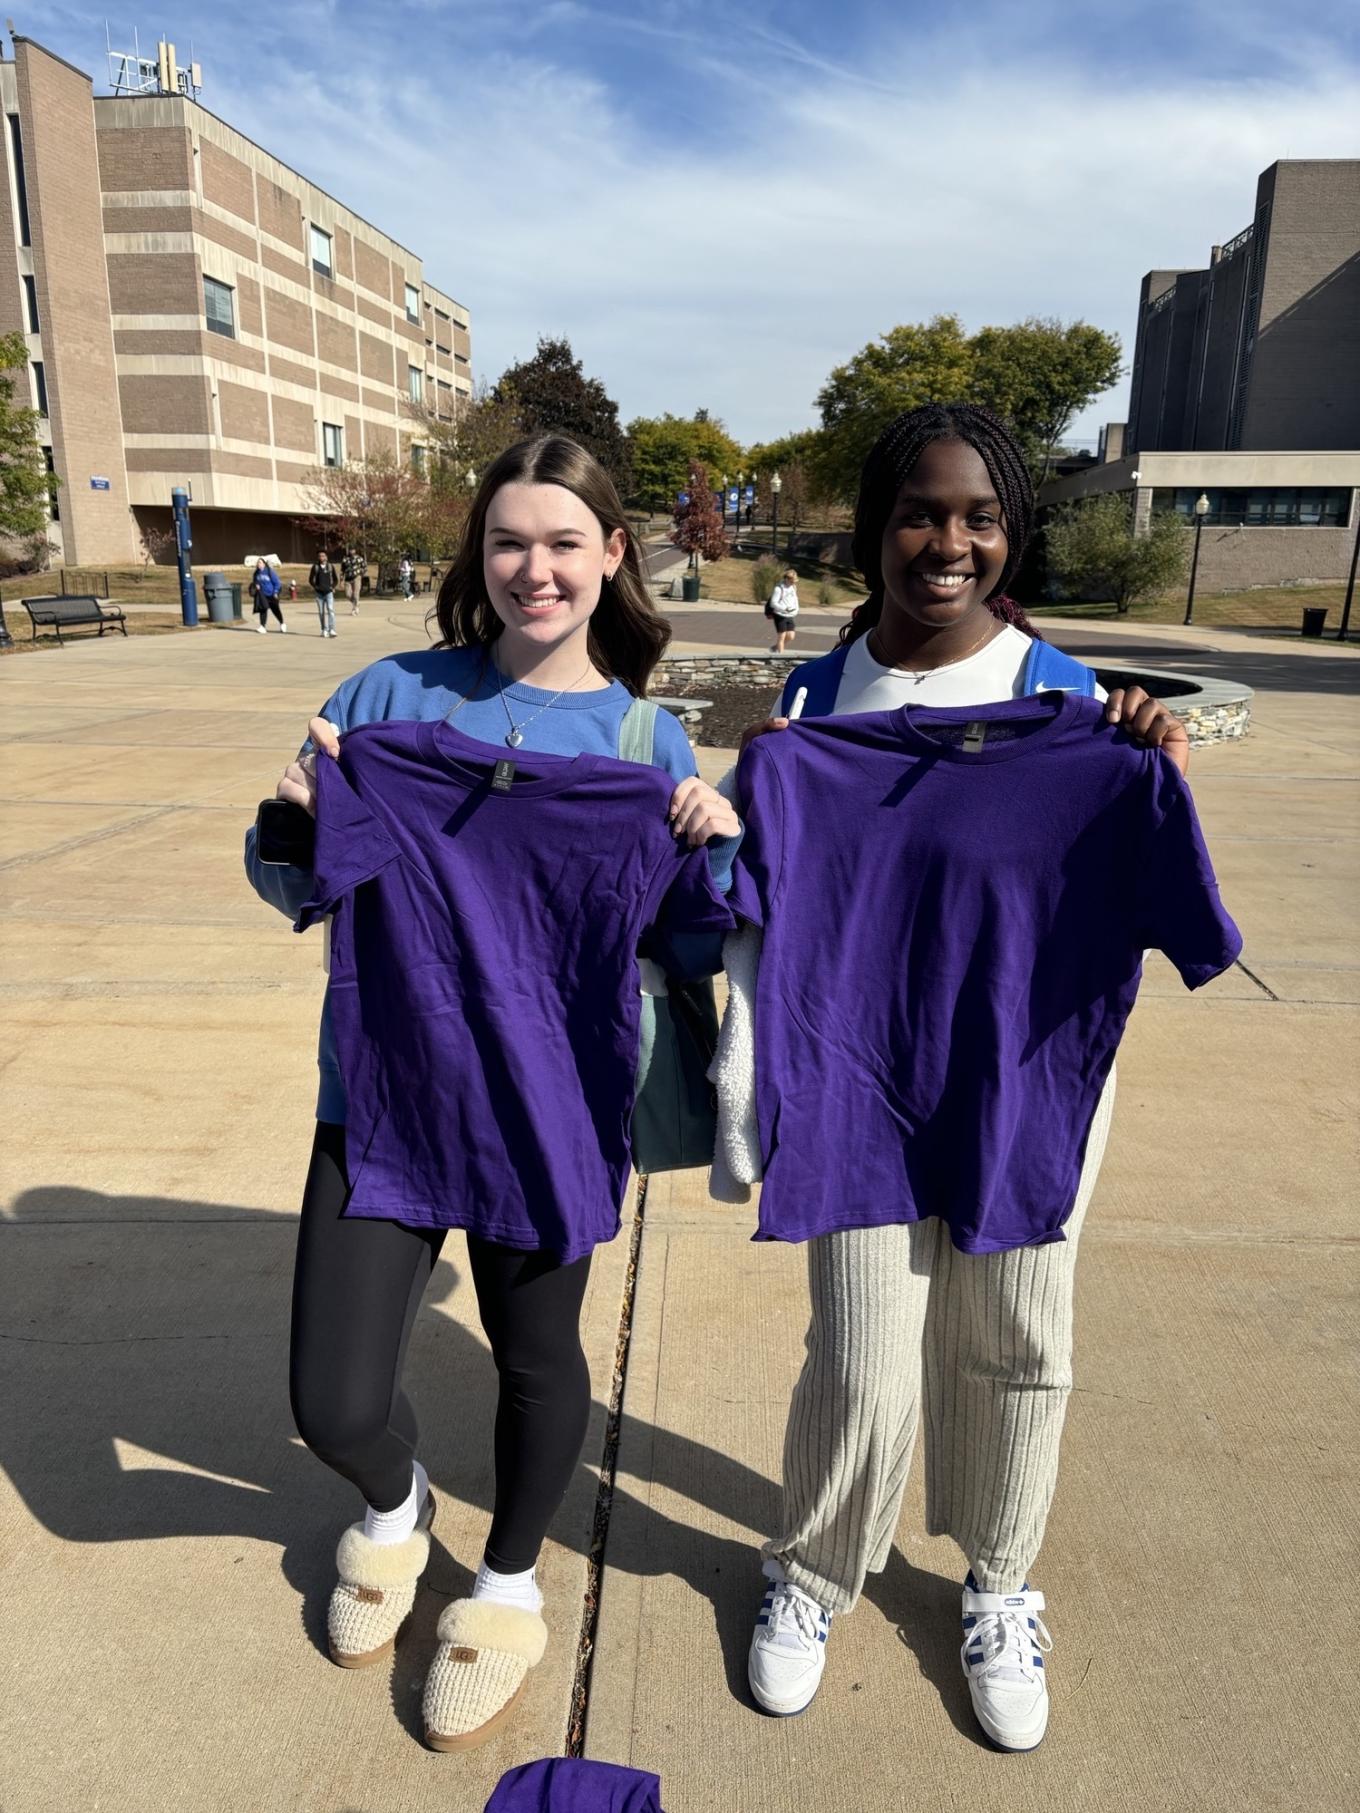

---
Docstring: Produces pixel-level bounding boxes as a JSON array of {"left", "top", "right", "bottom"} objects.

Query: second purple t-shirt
[
  {"left": 298, "top": 721, "right": 735, "bottom": 1260},
  {"left": 728, "top": 692, "right": 1241, "bottom": 1254}
]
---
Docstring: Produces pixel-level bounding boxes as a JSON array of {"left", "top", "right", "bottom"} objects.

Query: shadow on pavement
[{"left": 2, "top": 1183, "right": 976, "bottom": 1732}]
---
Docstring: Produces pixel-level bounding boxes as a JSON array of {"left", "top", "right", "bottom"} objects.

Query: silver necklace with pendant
[
  {"left": 496, "top": 656, "right": 596, "bottom": 748},
  {"left": 869, "top": 622, "right": 999, "bottom": 684}
]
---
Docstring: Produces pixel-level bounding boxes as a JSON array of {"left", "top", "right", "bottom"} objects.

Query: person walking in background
[
  {"left": 768, "top": 568, "right": 799, "bottom": 654},
  {"left": 309, "top": 551, "right": 338, "bottom": 637},
  {"left": 342, "top": 548, "right": 365, "bottom": 616},
  {"left": 399, "top": 555, "right": 414, "bottom": 600},
  {"left": 250, "top": 558, "right": 287, "bottom": 634}
]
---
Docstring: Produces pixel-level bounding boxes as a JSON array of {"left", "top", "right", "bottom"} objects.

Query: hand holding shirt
[
  {"left": 727, "top": 693, "right": 1241, "bottom": 1254},
  {"left": 298, "top": 721, "right": 735, "bottom": 1259}
]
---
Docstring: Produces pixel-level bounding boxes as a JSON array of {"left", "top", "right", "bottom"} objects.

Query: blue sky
[{"left": 34, "top": 1, "right": 1360, "bottom": 446}]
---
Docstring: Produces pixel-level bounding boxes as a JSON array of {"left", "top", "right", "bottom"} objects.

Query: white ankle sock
[
  {"left": 363, "top": 1458, "right": 428, "bottom": 1546},
  {"left": 472, "top": 1560, "right": 542, "bottom": 1614}
]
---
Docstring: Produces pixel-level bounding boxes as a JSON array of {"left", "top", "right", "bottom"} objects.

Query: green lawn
[
  {"left": 684, "top": 546, "right": 864, "bottom": 609},
  {"left": 1033, "top": 582, "right": 1351, "bottom": 633}
]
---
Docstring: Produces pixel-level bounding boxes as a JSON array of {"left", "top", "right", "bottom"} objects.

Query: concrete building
[
  {"left": 1127, "top": 162, "right": 1359, "bottom": 456},
  {"left": 1044, "top": 160, "right": 1359, "bottom": 591},
  {"left": 1, "top": 35, "right": 472, "bottom": 568}
]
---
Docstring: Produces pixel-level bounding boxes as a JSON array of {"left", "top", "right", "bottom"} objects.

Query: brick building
[
  {"left": 1, "top": 35, "right": 472, "bottom": 568},
  {"left": 1043, "top": 160, "right": 1359, "bottom": 591}
]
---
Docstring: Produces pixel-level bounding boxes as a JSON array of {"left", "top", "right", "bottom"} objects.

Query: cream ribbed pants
[{"left": 766, "top": 1071, "right": 1116, "bottom": 1613}]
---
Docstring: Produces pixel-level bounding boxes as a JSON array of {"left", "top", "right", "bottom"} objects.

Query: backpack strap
[
  {"left": 618, "top": 696, "right": 659, "bottom": 765},
  {"left": 1022, "top": 639, "right": 1098, "bottom": 697},
  {"left": 778, "top": 644, "right": 850, "bottom": 719}
]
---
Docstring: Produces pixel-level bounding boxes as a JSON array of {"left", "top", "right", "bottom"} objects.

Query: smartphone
[{"left": 255, "top": 798, "right": 316, "bottom": 867}]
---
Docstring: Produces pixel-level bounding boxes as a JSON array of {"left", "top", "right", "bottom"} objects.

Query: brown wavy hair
[{"left": 430, "top": 435, "right": 670, "bottom": 696}]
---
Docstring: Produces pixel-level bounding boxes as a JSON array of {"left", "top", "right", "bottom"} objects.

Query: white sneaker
[
  {"left": 280, "top": 623, "right": 288, "bottom": 633},
  {"left": 255, "top": 624, "right": 266, "bottom": 633},
  {"left": 960, "top": 1574, "right": 1053, "bottom": 1751},
  {"left": 748, "top": 1561, "right": 830, "bottom": 1716}
]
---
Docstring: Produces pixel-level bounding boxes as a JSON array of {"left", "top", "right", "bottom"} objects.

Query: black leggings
[
  {"left": 289, "top": 1122, "right": 594, "bottom": 1573},
  {"left": 254, "top": 597, "right": 284, "bottom": 623}
]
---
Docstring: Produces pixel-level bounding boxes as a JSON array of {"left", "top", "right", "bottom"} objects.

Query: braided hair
[{"left": 842, "top": 403, "right": 1040, "bottom": 646}]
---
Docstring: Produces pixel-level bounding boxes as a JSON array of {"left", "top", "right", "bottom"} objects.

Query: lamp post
[
  {"left": 1183, "top": 492, "right": 1210, "bottom": 626},
  {"left": 770, "top": 469, "right": 782, "bottom": 559},
  {"left": 1337, "top": 490, "right": 1359, "bottom": 641}
]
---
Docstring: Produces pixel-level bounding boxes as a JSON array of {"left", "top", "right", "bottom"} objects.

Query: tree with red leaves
[{"left": 669, "top": 461, "right": 728, "bottom": 572}]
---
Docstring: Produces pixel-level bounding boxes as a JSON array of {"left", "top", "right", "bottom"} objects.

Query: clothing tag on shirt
[
  {"left": 963, "top": 721, "right": 987, "bottom": 753},
  {"left": 491, "top": 759, "right": 517, "bottom": 793}
]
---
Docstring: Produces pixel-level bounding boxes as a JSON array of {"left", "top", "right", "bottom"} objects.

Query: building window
[
  {"left": 411, "top": 443, "right": 426, "bottom": 475},
  {"left": 6, "top": 114, "right": 30, "bottom": 246},
  {"left": 204, "top": 276, "right": 235, "bottom": 338},
  {"left": 32, "top": 360, "right": 47, "bottom": 416},
  {"left": 323, "top": 422, "right": 344, "bottom": 468},
  {"left": 44, "top": 447, "right": 58, "bottom": 521},
  {"left": 22, "top": 273, "right": 39, "bottom": 333},
  {"left": 405, "top": 282, "right": 420, "bottom": 324},
  {"left": 1156, "top": 486, "right": 1352, "bottom": 528},
  {"left": 310, "top": 224, "right": 333, "bottom": 277},
  {"left": 408, "top": 365, "right": 423, "bottom": 405}
]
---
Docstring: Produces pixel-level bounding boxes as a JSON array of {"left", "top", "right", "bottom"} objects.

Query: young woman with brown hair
[{"left": 244, "top": 435, "right": 739, "bottom": 1750}]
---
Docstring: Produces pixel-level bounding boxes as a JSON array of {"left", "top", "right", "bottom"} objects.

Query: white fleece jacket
[{"left": 708, "top": 765, "right": 763, "bottom": 1203}]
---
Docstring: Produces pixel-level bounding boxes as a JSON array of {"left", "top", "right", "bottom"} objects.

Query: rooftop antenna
[{"left": 105, "top": 20, "right": 202, "bottom": 98}]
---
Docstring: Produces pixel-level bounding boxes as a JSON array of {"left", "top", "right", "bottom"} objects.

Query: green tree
[
  {"left": 1045, "top": 494, "right": 1190, "bottom": 615},
  {"left": 669, "top": 461, "right": 728, "bottom": 571},
  {"left": 971, "top": 318, "right": 1123, "bottom": 482},
  {"left": 814, "top": 314, "right": 974, "bottom": 502},
  {"left": 419, "top": 379, "right": 522, "bottom": 489},
  {"left": 494, "top": 336, "right": 631, "bottom": 495},
  {"left": 296, "top": 451, "right": 428, "bottom": 576},
  {"left": 625, "top": 411, "right": 743, "bottom": 513},
  {"left": 813, "top": 313, "right": 1123, "bottom": 500},
  {"left": 0, "top": 330, "right": 57, "bottom": 540},
  {"left": 746, "top": 428, "right": 824, "bottom": 484}
]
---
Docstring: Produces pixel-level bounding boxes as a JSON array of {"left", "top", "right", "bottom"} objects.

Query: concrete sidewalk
[{"left": 2, "top": 614, "right": 1357, "bottom": 1810}]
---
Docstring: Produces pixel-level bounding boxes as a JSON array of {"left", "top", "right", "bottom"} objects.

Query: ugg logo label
[
  {"left": 354, "top": 1585, "right": 384, "bottom": 1604},
  {"left": 450, "top": 1646, "right": 478, "bottom": 1664}
]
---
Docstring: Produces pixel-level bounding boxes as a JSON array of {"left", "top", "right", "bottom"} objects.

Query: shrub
[{"left": 752, "top": 558, "right": 782, "bottom": 608}]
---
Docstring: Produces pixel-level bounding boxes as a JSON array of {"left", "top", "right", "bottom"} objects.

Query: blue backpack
[{"left": 778, "top": 636, "right": 1097, "bottom": 719}]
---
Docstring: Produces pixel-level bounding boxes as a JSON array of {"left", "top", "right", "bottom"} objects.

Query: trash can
[
  {"left": 682, "top": 574, "right": 701, "bottom": 603},
  {"left": 203, "top": 570, "right": 233, "bottom": 625},
  {"left": 230, "top": 582, "right": 243, "bottom": 620},
  {"left": 1301, "top": 606, "right": 1327, "bottom": 638}
]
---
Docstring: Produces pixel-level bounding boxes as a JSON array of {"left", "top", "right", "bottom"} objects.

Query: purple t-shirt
[
  {"left": 298, "top": 721, "right": 735, "bottom": 1259},
  {"left": 485, "top": 1760, "right": 663, "bottom": 1812},
  {"left": 728, "top": 693, "right": 1241, "bottom": 1254}
]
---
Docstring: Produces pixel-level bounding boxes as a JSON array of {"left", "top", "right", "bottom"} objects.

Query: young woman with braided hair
[{"left": 742, "top": 404, "right": 1188, "bottom": 1748}]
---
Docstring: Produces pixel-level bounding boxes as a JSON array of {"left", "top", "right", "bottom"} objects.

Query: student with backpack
[
  {"left": 740, "top": 404, "right": 1215, "bottom": 1752},
  {"left": 244, "top": 435, "right": 739, "bottom": 1753},
  {"left": 249, "top": 558, "right": 287, "bottom": 633},
  {"left": 309, "top": 550, "right": 339, "bottom": 637}
]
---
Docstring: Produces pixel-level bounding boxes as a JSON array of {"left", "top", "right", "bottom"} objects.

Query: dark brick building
[{"left": 1127, "top": 161, "right": 1359, "bottom": 456}]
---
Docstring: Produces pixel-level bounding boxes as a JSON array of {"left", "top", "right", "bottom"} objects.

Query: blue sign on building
[{"left": 90, "top": 476, "right": 111, "bottom": 491}]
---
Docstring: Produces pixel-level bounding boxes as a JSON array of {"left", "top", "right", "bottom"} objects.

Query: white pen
[{"left": 789, "top": 686, "right": 808, "bottom": 722}]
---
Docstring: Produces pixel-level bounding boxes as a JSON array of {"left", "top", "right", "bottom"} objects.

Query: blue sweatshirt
[{"left": 243, "top": 646, "right": 739, "bottom": 1122}]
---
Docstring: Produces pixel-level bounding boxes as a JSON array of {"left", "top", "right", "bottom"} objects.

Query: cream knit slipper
[
  {"left": 326, "top": 1492, "right": 436, "bottom": 1668},
  {"left": 422, "top": 1598, "right": 548, "bottom": 1752}
]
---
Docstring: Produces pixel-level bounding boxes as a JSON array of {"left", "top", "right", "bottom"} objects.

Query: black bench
[{"left": 21, "top": 595, "right": 128, "bottom": 645}]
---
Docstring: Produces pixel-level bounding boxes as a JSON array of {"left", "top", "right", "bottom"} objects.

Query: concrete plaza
[{"left": 1, "top": 603, "right": 1356, "bottom": 1811}]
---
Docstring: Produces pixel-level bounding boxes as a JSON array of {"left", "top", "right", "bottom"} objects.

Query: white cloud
[{"left": 100, "top": 5, "right": 1360, "bottom": 444}]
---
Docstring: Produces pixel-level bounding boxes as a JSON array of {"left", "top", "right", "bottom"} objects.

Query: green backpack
[{"left": 621, "top": 698, "right": 722, "bottom": 1175}]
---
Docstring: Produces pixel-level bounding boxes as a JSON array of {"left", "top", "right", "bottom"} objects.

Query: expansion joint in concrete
[{"left": 566, "top": 1173, "right": 650, "bottom": 1757}]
